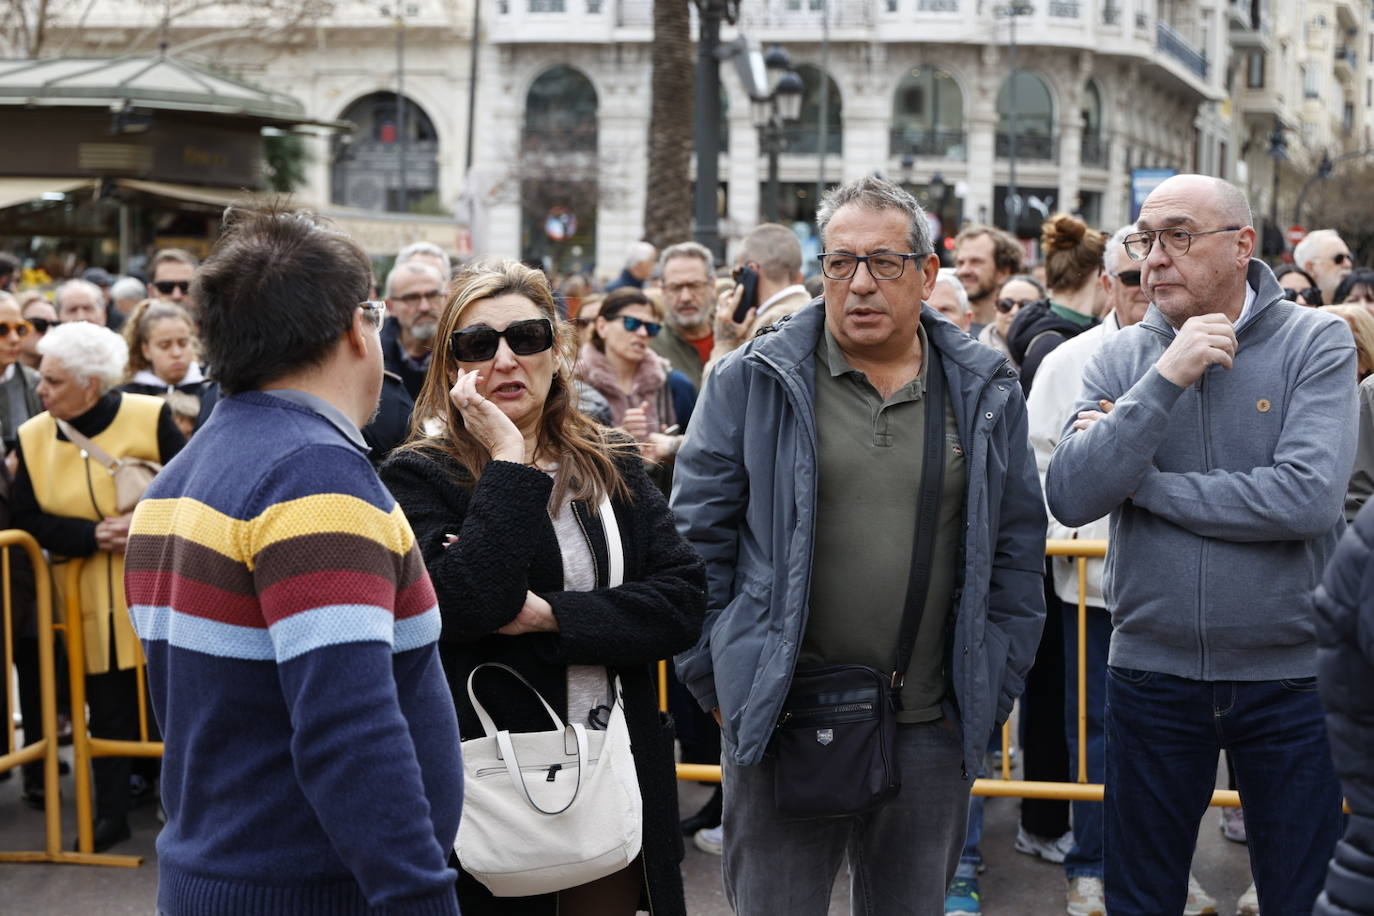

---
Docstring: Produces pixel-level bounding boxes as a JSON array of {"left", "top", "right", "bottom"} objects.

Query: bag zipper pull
[{"left": 546, "top": 763, "right": 562, "bottom": 782}]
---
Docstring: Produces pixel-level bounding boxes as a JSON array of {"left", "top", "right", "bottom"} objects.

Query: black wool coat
[{"left": 380, "top": 446, "right": 707, "bottom": 916}]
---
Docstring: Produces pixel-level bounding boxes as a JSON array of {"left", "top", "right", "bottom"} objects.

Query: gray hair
[
  {"left": 658, "top": 241, "right": 715, "bottom": 275},
  {"left": 816, "top": 174, "right": 931, "bottom": 256},
  {"left": 54, "top": 278, "right": 105, "bottom": 310},
  {"left": 396, "top": 241, "right": 452, "bottom": 279},
  {"left": 110, "top": 276, "right": 147, "bottom": 304},
  {"left": 384, "top": 260, "right": 447, "bottom": 298},
  {"left": 626, "top": 241, "right": 657, "bottom": 268},
  {"left": 933, "top": 268, "right": 971, "bottom": 315},
  {"left": 1104, "top": 223, "right": 1137, "bottom": 275},
  {"left": 36, "top": 321, "right": 128, "bottom": 394},
  {"left": 1294, "top": 229, "right": 1344, "bottom": 269},
  {"left": 737, "top": 223, "right": 803, "bottom": 285}
]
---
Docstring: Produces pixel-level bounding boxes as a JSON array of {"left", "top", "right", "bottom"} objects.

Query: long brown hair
[{"left": 400, "top": 259, "right": 635, "bottom": 505}]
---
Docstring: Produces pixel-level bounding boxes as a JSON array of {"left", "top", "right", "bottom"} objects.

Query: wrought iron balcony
[
  {"left": 1081, "top": 134, "right": 1108, "bottom": 167},
  {"left": 1156, "top": 21, "right": 1209, "bottom": 79},
  {"left": 995, "top": 132, "right": 1057, "bottom": 160},
  {"left": 889, "top": 128, "right": 967, "bottom": 159}
]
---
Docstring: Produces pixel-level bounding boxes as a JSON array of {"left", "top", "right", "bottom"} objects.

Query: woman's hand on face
[
  {"left": 496, "top": 591, "right": 559, "bottom": 636},
  {"left": 620, "top": 400, "right": 651, "bottom": 441},
  {"left": 450, "top": 368, "right": 526, "bottom": 463}
]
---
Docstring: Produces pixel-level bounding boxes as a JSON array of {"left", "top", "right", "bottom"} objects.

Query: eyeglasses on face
[
  {"left": 391, "top": 289, "right": 445, "bottom": 306},
  {"left": 995, "top": 297, "right": 1043, "bottom": 314},
  {"left": 613, "top": 315, "right": 661, "bottom": 337},
  {"left": 0, "top": 320, "right": 32, "bottom": 338},
  {"left": 153, "top": 280, "right": 191, "bottom": 295},
  {"left": 1122, "top": 226, "right": 1241, "bottom": 262},
  {"left": 26, "top": 317, "right": 58, "bottom": 334},
  {"left": 818, "top": 251, "right": 927, "bottom": 281},
  {"left": 451, "top": 317, "right": 555, "bottom": 362},
  {"left": 664, "top": 280, "right": 710, "bottom": 298},
  {"left": 357, "top": 300, "right": 388, "bottom": 327},
  {"left": 1112, "top": 269, "right": 1143, "bottom": 287}
]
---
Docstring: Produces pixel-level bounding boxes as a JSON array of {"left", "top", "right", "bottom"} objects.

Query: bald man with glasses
[{"left": 1048, "top": 175, "right": 1355, "bottom": 916}]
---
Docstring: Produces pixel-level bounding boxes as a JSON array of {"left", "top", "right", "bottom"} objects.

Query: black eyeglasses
[
  {"left": 995, "top": 297, "right": 1043, "bottom": 314},
  {"left": 615, "top": 315, "right": 661, "bottom": 337},
  {"left": 391, "top": 289, "right": 444, "bottom": 306},
  {"left": 26, "top": 317, "right": 58, "bottom": 333},
  {"left": 1123, "top": 226, "right": 1241, "bottom": 262},
  {"left": 153, "top": 280, "right": 190, "bottom": 295},
  {"left": 1112, "top": 269, "right": 1142, "bottom": 287},
  {"left": 818, "top": 251, "right": 928, "bottom": 281},
  {"left": 451, "top": 317, "right": 555, "bottom": 362}
]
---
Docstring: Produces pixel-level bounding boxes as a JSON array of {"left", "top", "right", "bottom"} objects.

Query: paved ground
[{"left": 1, "top": 741, "right": 1258, "bottom": 915}]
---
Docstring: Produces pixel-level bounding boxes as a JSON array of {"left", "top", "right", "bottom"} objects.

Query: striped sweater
[{"left": 124, "top": 391, "right": 462, "bottom": 916}]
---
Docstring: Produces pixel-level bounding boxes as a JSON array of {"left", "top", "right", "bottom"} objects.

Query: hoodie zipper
[{"left": 570, "top": 501, "right": 602, "bottom": 588}]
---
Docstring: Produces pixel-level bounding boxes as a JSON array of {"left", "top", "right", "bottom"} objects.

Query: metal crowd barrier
[
  {"left": 0, "top": 531, "right": 142, "bottom": 865},
  {"left": 60, "top": 557, "right": 162, "bottom": 866},
  {"left": 664, "top": 538, "right": 1246, "bottom": 810}
]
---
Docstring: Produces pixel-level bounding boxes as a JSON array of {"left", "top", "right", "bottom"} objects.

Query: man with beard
[
  {"left": 382, "top": 260, "right": 447, "bottom": 400},
  {"left": 652, "top": 242, "right": 718, "bottom": 389},
  {"left": 954, "top": 225, "right": 1024, "bottom": 334}
]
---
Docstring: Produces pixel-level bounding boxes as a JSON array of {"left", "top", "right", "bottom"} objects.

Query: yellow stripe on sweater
[{"left": 132, "top": 495, "right": 415, "bottom": 567}]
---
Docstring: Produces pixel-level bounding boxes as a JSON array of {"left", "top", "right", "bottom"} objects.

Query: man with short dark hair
[
  {"left": 83, "top": 268, "right": 124, "bottom": 331},
  {"left": 146, "top": 249, "right": 198, "bottom": 307},
  {"left": 124, "top": 207, "right": 462, "bottom": 916},
  {"left": 1048, "top": 175, "right": 1354, "bottom": 916},
  {"left": 382, "top": 260, "right": 447, "bottom": 400},
  {"left": 954, "top": 225, "right": 1024, "bottom": 332},
  {"left": 652, "top": 242, "right": 717, "bottom": 389},
  {"left": 673, "top": 174, "right": 1046, "bottom": 914}
]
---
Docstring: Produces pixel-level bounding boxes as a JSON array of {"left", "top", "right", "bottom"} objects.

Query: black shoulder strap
[{"left": 890, "top": 341, "right": 948, "bottom": 699}]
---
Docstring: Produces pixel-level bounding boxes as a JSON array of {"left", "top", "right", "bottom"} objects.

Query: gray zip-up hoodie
[
  {"left": 1046, "top": 259, "right": 1357, "bottom": 680},
  {"left": 671, "top": 301, "right": 1046, "bottom": 773}
]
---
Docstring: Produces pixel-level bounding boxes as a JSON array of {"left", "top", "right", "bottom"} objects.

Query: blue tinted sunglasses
[{"left": 616, "top": 315, "right": 661, "bottom": 337}]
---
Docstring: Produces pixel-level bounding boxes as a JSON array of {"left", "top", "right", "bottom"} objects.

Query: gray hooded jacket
[
  {"left": 670, "top": 301, "right": 1047, "bottom": 773},
  {"left": 1046, "top": 259, "right": 1357, "bottom": 680}
]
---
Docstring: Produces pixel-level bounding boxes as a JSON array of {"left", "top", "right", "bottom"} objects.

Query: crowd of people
[{"left": 2, "top": 171, "right": 1373, "bottom": 916}]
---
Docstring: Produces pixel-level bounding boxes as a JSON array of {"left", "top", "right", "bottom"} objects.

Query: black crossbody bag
[{"left": 770, "top": 344, "right": 948, "bottom": 819}]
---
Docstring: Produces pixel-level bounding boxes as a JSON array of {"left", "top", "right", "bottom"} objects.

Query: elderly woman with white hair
[{"left": 11, "top": 321, "right": 184, "bottom": 852}]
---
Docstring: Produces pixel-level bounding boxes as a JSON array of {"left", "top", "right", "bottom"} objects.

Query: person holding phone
[{"left": 706, "top": 223, "right": 812, "bottom": 377}]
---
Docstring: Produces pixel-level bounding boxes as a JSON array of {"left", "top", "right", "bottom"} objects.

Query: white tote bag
[{"left": 455, "top": 495, "right": 642, "bottom": 897}]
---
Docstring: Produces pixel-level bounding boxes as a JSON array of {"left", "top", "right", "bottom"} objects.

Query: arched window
[
  {"left": 1080, "top": 80, "right": 1106, "bottom": 166},
  {"left": 789, "top": 64, "right": 842, "bottom": 155},
  {"left": 995, "top": 72, "right": 1055, "bottom": 160},
  {"left": 521, "top": 66, "right": 599, "bottom": 273},
  {"left": 890, "top": 67, "right": 965, "bottom": 158},
  {"left": 330, "top": 92, "right": 439, "bottom": 212}
]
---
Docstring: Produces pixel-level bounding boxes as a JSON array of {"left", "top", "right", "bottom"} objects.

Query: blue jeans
[
  {"left": 1104, "top": 667, "right": 1342, "bottom": 916},
  {"left": 723, "top": 720, "right": 970, "bottom": 916},
  {"left": 1061, "top": 602, "right": 1110, "bottom": 880}
]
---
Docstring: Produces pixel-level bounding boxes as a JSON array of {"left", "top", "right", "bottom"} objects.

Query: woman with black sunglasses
[{"left": 379, "top": 260, "right": 705, "bottom": 916}]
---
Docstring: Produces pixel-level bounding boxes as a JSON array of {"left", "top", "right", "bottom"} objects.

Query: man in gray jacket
[
  {"left": 1047, "top": 174, "right": 1355, "bottom": 916},
  {"left": 672, "top": 175, "right": 1046, "bottom": 915}
]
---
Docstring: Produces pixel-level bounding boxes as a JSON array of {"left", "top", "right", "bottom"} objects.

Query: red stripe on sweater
[
  {"left": 258, "top": 569, "right": 396, "bottom": 625},
  {"left": 395, "top": 575, "right": 439, "bottom": 620},
  {"left": 125, "top": 570, "right": 265, "bottom": 628}
]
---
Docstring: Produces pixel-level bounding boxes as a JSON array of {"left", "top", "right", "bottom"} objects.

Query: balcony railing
[
  {"left": 916, "top": 0, "right": 960, "bottom": 11},
  {"left": 995, "top": 132, "right": 1057, "bottom": 160},
  {"left": 889, "top": 128, "right": 967, "bottom": 159},
  {"left": 1048, "top": 1, "right": 1080, "bottom": 17},
  {"left": 1336, "top": 45, "right": 1358, "bottom": 70},
  {"left": 737, "top": 0, "right": 874, "bottom": 29},
  {"left": 1157, "top": 21, "right": 1209, "bottom": 79},
  {"left": 1081, "top": 134, "right": 1108, "bottom": 167},
  {"left": 782, "top": 125, "right": 843, "bottom": 155},
  {"left": 1102, "top": 4, "right": 1121, "bottom": 25}
]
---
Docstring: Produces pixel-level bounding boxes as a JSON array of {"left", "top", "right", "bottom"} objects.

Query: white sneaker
[
  {"left": 1220, "top": 806, "right": 1247, "bottom": 844},
  {"left": 693, "top": 824, "right": 723, "bottom": 856},
  {"left": 1014, "top": 826, "right": 1075, "bottom": 864},
  {"left": 1065, "top": 876, "right": 1105, "bottom": 916},
  {"left": 1184, "top": 872, "right": 1218, "bottom": 915},
  {"left": 1235, "top": 881, "right": 1259, "bottom": 915}
]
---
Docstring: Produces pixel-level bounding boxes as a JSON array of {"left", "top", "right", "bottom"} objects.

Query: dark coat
[
  {"left": 1006, "top": 301, "right": 1097, "bottom": 394},
  {"left": 1314, "top": 502, "right": 1374, "bottom": 914},
  {"left": 380, "top": 446, "right": 707, "bottom": 916},
  {"left": 381, "top": 317, "right": 429, "bottom": 401}
]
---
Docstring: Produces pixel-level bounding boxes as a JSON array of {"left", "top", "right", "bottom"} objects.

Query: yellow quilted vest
[{"left": 18, "top": 394, "right": 165, "bottom": 674}]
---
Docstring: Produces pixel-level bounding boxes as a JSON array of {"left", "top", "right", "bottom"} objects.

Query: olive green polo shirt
[{"left": 800, "top": 322, "right": 967, "bottom": 723}]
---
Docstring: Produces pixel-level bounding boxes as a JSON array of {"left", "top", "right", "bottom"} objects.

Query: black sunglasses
[
  {"left": 26, "top": 317, "right": 58, "bottom": 333},
  {"left": 153, "top": 280, "right": 190, "bottom": 295},
  {"left": 995, "top": 297, "right": 1044, "bottom": 314},
  {"left": 451, "top": 317, "right": 555, "bottom": 362},
  {"left": 1113, "top": 269, "right": 1142, "bottom": 287},
  {"left": 1282, "top": 286, "right": 1323, "bottom": 305},
  {"left": 615, "top": 315, "right": 661, "bottom": 337}
]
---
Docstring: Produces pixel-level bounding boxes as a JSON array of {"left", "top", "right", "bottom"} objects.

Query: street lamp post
[
  {"left": 996, "top": 2, "right": 1034, "bottom": 232},
  {"left": 751, "top": 46, "right": 804, "bottom": 224},
  {"left": 692, "top": 0, "right": 740, "bottom": 262}
]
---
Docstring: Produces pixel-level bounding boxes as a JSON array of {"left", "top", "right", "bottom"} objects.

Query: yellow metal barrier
[
  {"left": 668, "top": 538, "right": 1269, "bottom": 810},
  {"left": 59, "top": 557, "right": 163, "bottom": 867}
]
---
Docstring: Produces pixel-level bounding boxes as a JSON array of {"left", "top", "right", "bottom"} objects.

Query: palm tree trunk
[{"left": 643, "top": 0, "right": 695, "bottom": 249}]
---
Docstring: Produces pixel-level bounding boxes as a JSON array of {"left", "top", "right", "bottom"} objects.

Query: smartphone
[{"left": 733, "top": 265, "right": 760, "bottom": 324}]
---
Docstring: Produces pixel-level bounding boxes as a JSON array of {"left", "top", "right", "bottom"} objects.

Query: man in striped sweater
[{"left": 124, "top": 208, "right": 462, "bottom": 916}]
